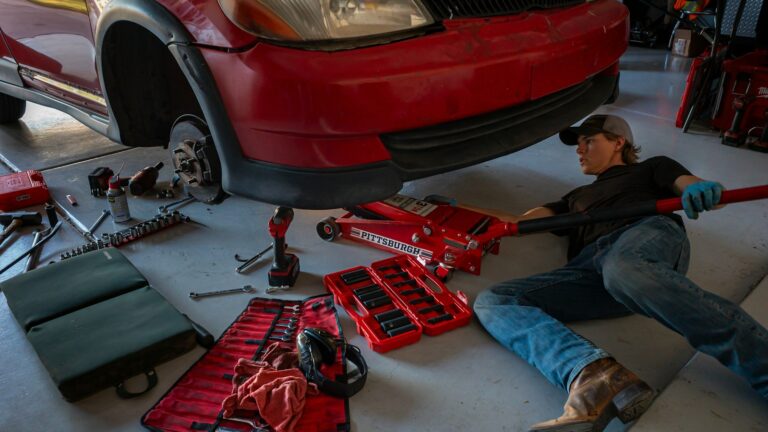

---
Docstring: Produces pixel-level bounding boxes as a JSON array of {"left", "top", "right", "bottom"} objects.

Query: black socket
[
  {"left": 400, "top": 287, "right": 426, "bottom": 296},
  {"left": 427, "top": 313, "right": 454, "bottom": 324},
  {"left": 380, "top": 316, "right": 411, "bottom": 331},
  {"left": 418, "top": 304, "right": 445, "bottom": 315},
  {"left": 364, "top": 295, "right": 393, "bottom": 309},
  {"left": 358, "top": 289, "right": 386, "bottom": 302},
  {"left": 409, "top": 295, "right": 436, "bottom": 305},
  {"left": 387, "top": 323, "right": 417, "bottom": 337},
  {"left": 374, "top": 308, "right": 405, "bottom": 323}
]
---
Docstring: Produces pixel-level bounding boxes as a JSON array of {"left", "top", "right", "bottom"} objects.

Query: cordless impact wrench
[{"left": 268, "top": 207, "right": 300, "bottom": 288}]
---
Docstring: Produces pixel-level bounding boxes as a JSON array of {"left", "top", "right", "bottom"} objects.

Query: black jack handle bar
[{"left": 476, "top": 185, "right": 768, "bottom": 243}]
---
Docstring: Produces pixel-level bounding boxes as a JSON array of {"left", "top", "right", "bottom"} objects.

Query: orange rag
[{"left": 222, "top": 346, "right": 318, "bottom": 432}]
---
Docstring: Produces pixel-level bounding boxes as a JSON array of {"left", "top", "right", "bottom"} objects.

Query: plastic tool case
[
  {"left": 1, "top": 249, "right": 198, "bottom": 401},
  {"left": 0, "top": 170, "right": 50, "bottom": 211},
  {"left": 143, "top": 295, "right": 350, "bottom": 432},
  {"left": 324, "top": 255, "right": 473, "bottom": 353}
]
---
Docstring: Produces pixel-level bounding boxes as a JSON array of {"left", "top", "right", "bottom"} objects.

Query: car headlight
[{"left": 218, "top": 0, "right": 435, "bottom": 42}]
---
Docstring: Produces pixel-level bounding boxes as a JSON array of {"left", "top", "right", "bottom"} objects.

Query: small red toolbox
[
  {"left": 0, "top": 170, "right": 50, "bottom": 211},
  {"left": 324, "top": 254, "right": 472, "bottom": 353}
]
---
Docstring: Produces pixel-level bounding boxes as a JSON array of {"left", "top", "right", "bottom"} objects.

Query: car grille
[
  {"left": 380, "top": 74, "right": 617, "bottom": 180},
  {"left": 423, "top": 0, "right": 586, "bottom": 19}
]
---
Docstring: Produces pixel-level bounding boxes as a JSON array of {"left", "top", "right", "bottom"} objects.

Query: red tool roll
[
  {"left": 324, "top": 255, "right": 473, "bottom": 353},
  {"left": 142, "top": 295, "right": 349, "bottom": 432}
]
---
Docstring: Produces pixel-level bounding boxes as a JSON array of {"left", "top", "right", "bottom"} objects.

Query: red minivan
[{"left": 0, "top": 0, "right": 628, "bottom": 208}]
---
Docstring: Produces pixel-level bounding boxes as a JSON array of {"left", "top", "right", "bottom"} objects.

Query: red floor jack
[
  {"left": 319, "top": 186, "right": 768, "bottom": 280},
  {"left": 317, "top": 194, "right": 503, "bottom": 280},
  {"left": 268, "top": 207, "right": 300, "bottom": 289}
]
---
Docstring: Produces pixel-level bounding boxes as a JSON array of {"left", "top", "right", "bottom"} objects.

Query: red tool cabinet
[{"left": 711, "top": 50, "right": 768, "bottom": 149}]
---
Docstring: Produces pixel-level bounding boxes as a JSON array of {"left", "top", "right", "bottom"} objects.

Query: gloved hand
[
  {"left": 681, "top": 181, "right": 724, "bottom": 219},
  {"left": 423, "top": 194, "right": 457, "bottom": 206}
]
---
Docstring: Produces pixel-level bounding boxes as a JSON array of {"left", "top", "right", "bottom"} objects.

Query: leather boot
[{"left": 529, "top": 358, "right": 655, "bottom": 432}]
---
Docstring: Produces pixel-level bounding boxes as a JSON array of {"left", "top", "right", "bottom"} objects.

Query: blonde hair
[{"left": 603, "top": 132, "right": 641, "bottom": 164}]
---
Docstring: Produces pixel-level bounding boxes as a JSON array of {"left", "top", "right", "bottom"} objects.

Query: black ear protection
[{"left": 297, "top": 328, "right": 368, "bottom": 398}]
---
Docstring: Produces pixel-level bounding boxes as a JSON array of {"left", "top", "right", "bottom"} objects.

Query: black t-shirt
[{"left": 542, "top": 156, "right": 691, "bottom": 260}]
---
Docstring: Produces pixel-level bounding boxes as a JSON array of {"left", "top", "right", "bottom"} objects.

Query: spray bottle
[{"left": 107, "top": 175, "right": 131, "bottom": 223}]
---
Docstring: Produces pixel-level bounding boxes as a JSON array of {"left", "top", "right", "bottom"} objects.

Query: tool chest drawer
[{"left": 324, "top": 254, "right": 472, "bottom": 353}]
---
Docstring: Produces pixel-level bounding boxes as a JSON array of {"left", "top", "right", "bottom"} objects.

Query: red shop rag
[{"left": 222, "top": 346, "right": 318, "bottom": 432}]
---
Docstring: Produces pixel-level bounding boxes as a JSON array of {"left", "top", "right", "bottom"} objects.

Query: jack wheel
[
  {"left": 169, "top": 115, "right": 227, "bottom": 204},
  {"left": 317, "top": 217, "right": 340, "bottom": 242}
]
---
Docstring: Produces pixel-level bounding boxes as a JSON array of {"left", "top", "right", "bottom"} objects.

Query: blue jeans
[{"left": 474, "top": 216, "right": 768, "bottom": 398}]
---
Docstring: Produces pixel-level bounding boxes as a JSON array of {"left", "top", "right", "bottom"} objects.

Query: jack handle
[{"left": 475, "top": 185, "right": 768, "bottom": 244}]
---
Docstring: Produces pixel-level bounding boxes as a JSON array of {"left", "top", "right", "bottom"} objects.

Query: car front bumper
[{"left": 198, "top": 0, "right": 628, "bottom": 208}]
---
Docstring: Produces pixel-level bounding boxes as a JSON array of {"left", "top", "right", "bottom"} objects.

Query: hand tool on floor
[
  {"left": 268, "top": 207, "right": 300, "bottom": 288},
  {"left": 158, "top": 195, "right": 195, "bottom": 213},
  {"left": 60, "top": 211, "right": 193, "bottom": 260},
  {"left": 0, "top": 211, "right": 42, "bottom": 244},
  {"left": 129, "top": 162, "right": 164, "bottom": 196},
  {"left": 0, "top": 221, "right": 62, "bottom": 277},
  {"left": 85, "top": 210, "right": 110, "bottom": 242},
  {"left": 24, "top": 227, "right": 50, "bottom": 272},
  {"left": 235, "top": 243, "right": 274, "bottom": 273},
  {"left": 189, "top": 285, "right": 256, "bottom": 300}
]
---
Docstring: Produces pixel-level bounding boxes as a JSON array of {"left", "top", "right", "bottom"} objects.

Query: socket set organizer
[
  {"left": 60, "top": 211, "right": 190, "bottom": 261},
  {"left": 143, "top": 295, "right": 350, "bottom": 432},
  {"left": 323, "top": 254, "right": 472, "bottom": 353}
]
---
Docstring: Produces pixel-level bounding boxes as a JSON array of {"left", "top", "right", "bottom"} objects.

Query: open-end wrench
[
  {"left": 266, "top": 285, "right": 291, "bottom": 294},
  {"left": 85, "top": 209, "right": 110, "bottom": 241},
  {"left": 189, "top": 285, "right": 256, "bottom": 300},
  {"left": 235, "top": 243, "right": 274, "bottom": 273},
  {"left": 159, "top": 195, "right": 196, "bottom": 213}
]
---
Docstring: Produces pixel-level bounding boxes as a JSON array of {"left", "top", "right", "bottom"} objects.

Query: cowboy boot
[{"left": 529, "top": 358, "right": 655, "bottom": 432}]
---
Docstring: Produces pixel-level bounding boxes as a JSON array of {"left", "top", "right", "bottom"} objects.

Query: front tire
[{"left": 0, "top": 93, "right": 26, "bottom": 123}]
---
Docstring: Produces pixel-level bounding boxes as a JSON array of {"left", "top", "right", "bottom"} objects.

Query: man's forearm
[
  {"left": 457, "top": 204, "right": 555, "bottom": 223},
  {"left": 673, "top": 175, "right": 705, "bottom": 195}
]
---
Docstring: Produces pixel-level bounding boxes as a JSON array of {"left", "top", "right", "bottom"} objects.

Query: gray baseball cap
[{"left": 559, "top": 114, "right": 634, "bottom": 145}]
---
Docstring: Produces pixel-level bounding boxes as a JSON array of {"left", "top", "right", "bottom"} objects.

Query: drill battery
[
  {"left": 0, "top": 170, "right": 50, "bottom": 211},
  {"left": 88, "top": 167, "right": 114, "bottom": 197}
]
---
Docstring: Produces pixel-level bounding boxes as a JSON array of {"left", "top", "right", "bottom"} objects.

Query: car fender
[{"left": 94, "top": 0, "right": 242, "bottom": 196}]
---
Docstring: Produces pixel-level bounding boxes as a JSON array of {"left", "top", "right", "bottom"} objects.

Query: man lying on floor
[{"left": 468, "top": 114, "right": 768, "bottom": 432}]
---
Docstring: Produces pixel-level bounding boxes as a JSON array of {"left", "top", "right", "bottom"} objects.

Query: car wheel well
[{"left": 101, "top": 22, "right": 202, "bottom": 148}]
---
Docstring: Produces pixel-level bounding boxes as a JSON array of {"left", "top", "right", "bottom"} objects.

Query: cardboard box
[{"left": 672, "top": 28, "right": 708, "bottom": 58}]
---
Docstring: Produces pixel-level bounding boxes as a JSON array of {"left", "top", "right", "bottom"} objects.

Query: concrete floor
[{"left": 0, "top": 46, "right": 767, "bottom": 431}]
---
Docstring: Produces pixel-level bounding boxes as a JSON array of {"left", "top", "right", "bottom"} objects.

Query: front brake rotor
[{"left": 169, "top": 115, "right": 227, "bottom": 204}]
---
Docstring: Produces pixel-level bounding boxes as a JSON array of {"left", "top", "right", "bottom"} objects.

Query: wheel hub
[{"left": 169, "top": 116, "right": 226, "bottom": 204}]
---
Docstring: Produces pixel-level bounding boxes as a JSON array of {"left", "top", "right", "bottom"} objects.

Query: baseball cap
[{"left": 559, "top": 114, "right": 634, "bottom": 146}]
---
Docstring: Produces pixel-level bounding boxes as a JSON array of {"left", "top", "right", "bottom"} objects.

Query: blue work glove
[
  {"left": 681, "top": 181, "right": 724, "bottom": 219},
  {"left": 423, "top": 194, "right": 457, "bottom": 206}
]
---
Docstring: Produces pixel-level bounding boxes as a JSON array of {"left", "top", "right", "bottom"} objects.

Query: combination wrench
[{"left": 189, "top": 285, "right": 256, "bottom": 300}]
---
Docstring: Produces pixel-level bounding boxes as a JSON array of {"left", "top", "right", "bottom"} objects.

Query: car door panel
[
  {"left": 0, "top": 0, "right": 102, "bottom": 110},
  {"left": 0, "top": 30, "right": 24, "bottom": 86}
]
